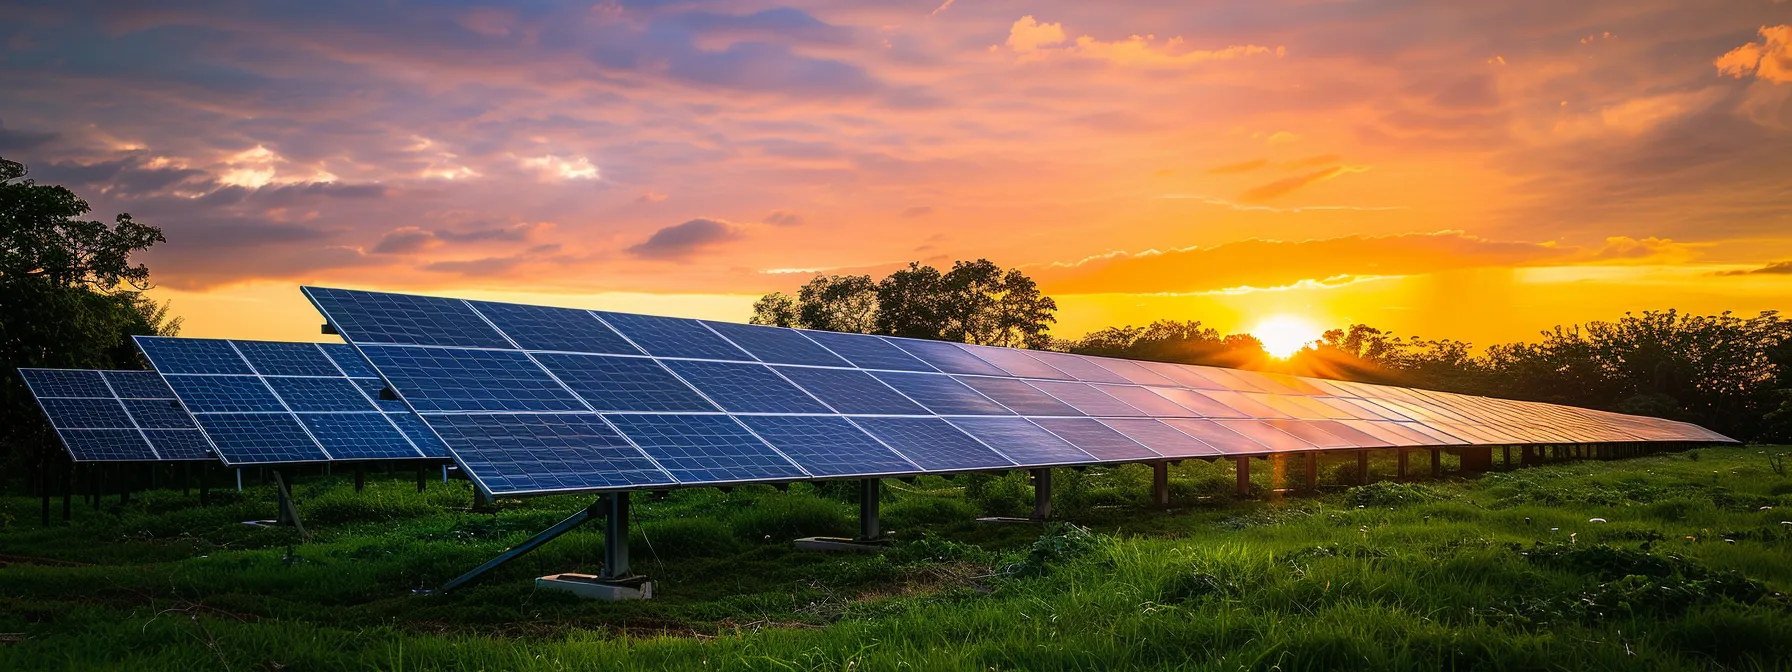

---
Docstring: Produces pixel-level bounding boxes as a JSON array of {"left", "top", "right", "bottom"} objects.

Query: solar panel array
[
  {"left": 132, "top": 337, "right": 448, "bottom": 466},
  {"left": 303, "top": 287, "right": 1732, "bottom": 497},
  {"left": 18, "top": 368, "right": 214, "bottom": 462}
]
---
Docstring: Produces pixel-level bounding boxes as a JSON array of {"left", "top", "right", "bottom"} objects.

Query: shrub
[
  {"left": 1004, "top": 523, "right": 1100, "bottom": 577},
  {"left": 302, "top": 489, "right": 433, "bottom": 526},
  {"left": 728, "top": 495, "right": 852, "bottom": 542},
  {"left": 883, "top": 497, "right": 976, "bottom": 530},
  {"left": 963, "top": 472, "right": 1032, "bottom": 518},
  {"left": 1344, "top": 481, "right": 1449, "bottom": 508}
]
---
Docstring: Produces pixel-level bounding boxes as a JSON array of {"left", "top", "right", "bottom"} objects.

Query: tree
[
  {"left": 874, "top": 262, "right": 944, "bottom": 340},
  {"left": 749, "top": 292, "right": 799, "bottom": 328},
  {"left": 2, "top": 156, "right": 176, "bottom": 469},
  {"left": 796, "top": 274, "right": 878, "bottom": 333}
]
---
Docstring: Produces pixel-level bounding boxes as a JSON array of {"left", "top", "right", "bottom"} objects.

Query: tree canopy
[{"left": 751, "top": 259, "right": 1058, "bottom": 348}]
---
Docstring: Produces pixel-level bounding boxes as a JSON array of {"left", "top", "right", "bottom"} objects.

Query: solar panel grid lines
[
  {"left": 18, "top": 367, "right": 214, "bottom": 462},
  {"left": 944, "top": 416, "right": 1099, "bottom": 467},
  {"left": 1099, "top": 418, "right": 1223, "bottom": 457}
]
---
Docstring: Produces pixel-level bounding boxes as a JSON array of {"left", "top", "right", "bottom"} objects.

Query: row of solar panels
[
  {"left": 20, "top": 340, "right": 447, "bottom": 464},
  {"left": 289, "top": 287, "right": 1732, "bottom": 497}
]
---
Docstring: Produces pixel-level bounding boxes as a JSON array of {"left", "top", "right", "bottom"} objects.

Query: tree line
[{"left": 758, "top": 270, "right": 1792, "bottom": 444}]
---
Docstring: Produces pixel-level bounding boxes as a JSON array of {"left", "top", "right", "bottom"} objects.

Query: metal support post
[
  {"left": 1235, "top": 456, "right": 1251, "bottom": 496},
  {"left": 1397, "top": 449, "right": 1409, "bottom": 480},
  {"left": 354, "top": 464, "right": 365, "bottom": 493},
  {"left": 439, "top": 498, "right": 605, "bottom": 593},
  {"left": 199, "top": 462, "right": 211, "bottom": 506},
  {"left": 416, "top": 463, "right": 426, "bottom": 492},
  {"left": 1152, "top": 462, "right": 1170, "bottom": 507},
  {"left": 1358, "top": 451, "right": 1370, "bottom": 484},
  {"left": 62, "top": 458, "right": 73, "bottom": 522},
  {"left": 1030, "top": 469, "right": 1052, "bottom": 520},
  {"left": 1430, "top": 448, "right": 1442, "bottom": 479},
  {"left": 603, "top": 493, "right": 631, "bottom": 580},
  {"left": 858, "top": 478, "right": 881, "bottom": 541}
]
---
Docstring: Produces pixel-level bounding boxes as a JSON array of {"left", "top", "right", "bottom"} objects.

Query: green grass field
[{"left": 3, "top": 447, "right": 1791, "bottom": 671}]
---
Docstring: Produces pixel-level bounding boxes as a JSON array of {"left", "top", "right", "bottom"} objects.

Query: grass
[{"left": 1, "top": 446, "right": 1789, "bottom": 670}]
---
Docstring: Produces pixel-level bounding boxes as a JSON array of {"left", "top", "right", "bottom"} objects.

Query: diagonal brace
[{"left": 439, "top": 497, "right": 605, "bottom": 593}]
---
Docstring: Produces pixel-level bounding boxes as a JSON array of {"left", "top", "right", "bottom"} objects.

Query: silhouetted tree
[
  {"left": 756, "top": 259, "right": 1057, "bottom": 348},
  {"left": 2, "top": 156, "right": 179, "bottom": 470}
]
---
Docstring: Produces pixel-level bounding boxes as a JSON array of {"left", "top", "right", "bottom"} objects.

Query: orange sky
[{"left": 3, "top": 2, "right": 1789, "bottom": 348}]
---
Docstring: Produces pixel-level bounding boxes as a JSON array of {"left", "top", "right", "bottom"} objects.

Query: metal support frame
[
  {"left": 1152, "top": 462, "right": 1170, "bottom": 507},
  {"left": 200, "top": 462, "right": 211, "bottom": 506},
  {"left": 416, "top": 463, "right": 427, "bottom": 492},
  {"left": 1235, "top": 456, "right": 1251, "bottom": 496},
  {"left": 1031, "top": 468, "right": 1052, "bottom": 520},
  {"left": 858, "top": 478, "right": 881, "bottom": 541},
  {"left": 354, "top": 464, "right": 366, "bottom": 493},
  {"left": 1358, "top": 450, "right": 1370, "bottom": 484},
  {"left": 1430, "top": 448, "right": 1442, "bottom": 479},
  {"left": 603, "top": 492, "right": 630, "bottom": 579},
  {"left": 268, "top": 470, "right": 310, "bottom": 539},
  {"left": 1396, "top": 449, "right": 1409, "bottom": 480},
  {"left": 440, "top": 497, "right": 606, "bottom": 593}
]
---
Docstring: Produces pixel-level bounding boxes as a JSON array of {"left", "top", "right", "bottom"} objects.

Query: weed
[{"left": 1344, "top": 481, "right": 1449, "bottom": 508}]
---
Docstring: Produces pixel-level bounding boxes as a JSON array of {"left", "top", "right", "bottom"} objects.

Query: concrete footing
[{"left": 535, "top": 573, "right": 653, "bottom": 600}]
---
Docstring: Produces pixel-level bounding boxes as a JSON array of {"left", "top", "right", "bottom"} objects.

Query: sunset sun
[{"left": 1250, "top": 314, "right": 1323, "bottom": 359}]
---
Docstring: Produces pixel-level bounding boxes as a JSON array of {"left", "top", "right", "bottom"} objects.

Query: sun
[{"left": 1250, "top": 314, "right": 1323, "bottom": 359}]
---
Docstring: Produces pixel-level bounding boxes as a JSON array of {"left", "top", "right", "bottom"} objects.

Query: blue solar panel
[
  {"left": 737, "top": 415, "right": 918, "bottom": 477},
  {"left": 954, "top": 377, "right": 1082, "bottom": 416},
  {"left": 135, "top": 338, "right": 253, "bottom": 375},
  {"left": 872, "top": 372, "right": 1012, "bottom": 415},
  {"left": 235, "top": 341, "right": 340, "bottom": 376},
  {"left": 123, "top": 399, "right": 196, "bottom": 428},
  {"left": 471, "top": 301, "right": 640, "bottom": 354},
  {"left": 20, "top": 369, "right": 110, "bottom": 398},
  {"left": 164, "top": 375, "right": 285, "bottom": 413},
  {"left": 387, "top": 412, "right": 450, "bottom": 457},
  {"left": 144, "top": 429, "right": 213, "bottom": 460},
  {"left": 1028, "top": 381, "right": 1145, "bottom": 417},
  {"left": 775, "top": 366, "right": 928, "bottom": 415},
  {"left": 595, "top": 312, "right": 750, "bottom": 360},
  {"left": 850, "top": 417, "right": 1013, "bottom": 471},
  {"left": 266, "top": 377, "right": 375, "bottom": 412},
  {"left": 1098, "top": 385, "right": 1196, "bottom": 417},
  {"left": 1100, "top": 419, "right": 1220, "bottom": 457},
  {"left": 703, "top": 321, "right": 851, "bottom": 367},
  {"left": 40, "top": 398, "right": 135, "bottom": 428},
  {"left": 799, "top": 331, "right": 936, "bottom": 372},
  {"left": 320, "top": 343, "right": 380, "bottom": 378},
  {"left": 534, "top": 353, "right": 716, "bottom": 412},
  {"left": 102, "top": 370, "right": 174, "bottom": 399},
  {"left": 58, "top": 429, "right": 158, "bottom": 461},
  {"left": 352, "top": 378, "right": 410, "bottom": 412},
  {"left": 305, "top": 287, "right": 514, "bottom": 348},
  {"left": 603, "top": 413, "right": 807, "bottom": 484},
  {"left": 661, "top": 360, "right": 829, "bottom": 414},
  {"left": 1030, "top": 418, "right": 1158, "bottom": 461},
  {"left": 358, "top": 345, "right": 585, "bottom": 412},
  {"left": 426, "top": 413, "right": 674, "bottom": 494},
  {"left": 946, "top": 417, "right": 1094, "bottom": 466},
  {"left": 885, "top": 338, "right": 1009, "bottom": 376},
  {"left": 297, "top": 413, "right": 422, "bottom": 460},
  {"left": 195, "top": 413, "right": 329, "bottom": 463}
]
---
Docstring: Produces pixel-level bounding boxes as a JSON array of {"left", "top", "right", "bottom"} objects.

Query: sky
[{"left": 3, "top": 0, "right": 1790, "bottom": 349}]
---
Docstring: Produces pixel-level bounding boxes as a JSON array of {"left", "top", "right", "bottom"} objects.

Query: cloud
[
  {"left": 1716, "top": 25, "right": 1792, "bottom": 84},
  {"left": 1582, "top": 236, "right": 1697, "bottom": 264},
  {"left": 1034, "top": 231, "right": 1585, "bottom": 294},
  {"left": 1240, "top": 165, "right": 1371, "bottom": 202},
  {"left": 0, "top": 119, "right": 58, "bottom": 151},
  {"left": 763, "top": 209, "right": 804, "bottom": 226},
  {"left": 372, "top": 227, "right": 438, "bottom": 254},
  {"left": 1717, "top": 260, "right": 1792, "bottom": 276},
  {"left": 1006, "top": 16, "right": 1282, "bottom": 67},
  {"left": 372, "top": 222, "right": 548, "bottom": 254},
  {"left": 424, "top": 244, "right": 568, "bottom": 277},
  {"left": 518, "top": 155, "right": 599, "bottom": 181},
  {"left": 624, "top": 218, "right": 741, "bottom": 260}
]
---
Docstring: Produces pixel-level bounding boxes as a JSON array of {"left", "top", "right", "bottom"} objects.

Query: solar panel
[
  {"left": 18, "top": 367, "right": 213, "bottom": 462},
  {"left": 135, "top": 337, "right": 440, "bottom": 465},
  {"left": 303, "top": 286, "right": 1736, "bottom": 497}
]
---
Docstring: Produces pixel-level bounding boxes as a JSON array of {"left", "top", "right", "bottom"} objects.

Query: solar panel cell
[
  {"left": 320, "top": 343, "right": 380, "bottom": 378},
  {"left": 1099, "top": 418, "right": 1221, "bottom": 457},
  {"left": 471, "top": 301, "right": 640, "bottom": 354},
  {"left": 1022, "top": 351, "right": 1131, "bottom": 383},
  {"left": 21, "top": 369, "right": 111, "bottom": 398},
  {"left": 535, "top": 353, "right": 716, "bottom": 412},
  {"left": 123, "top": 398, "right": 196, "bottom": 428},
  {"left": 266, "top": 376, "right": 377, "bottom": 412},
  {"left": 40, "top": 398, "right": 134, "bottom": 428},
  {"left": 799, "top": 331, "right": 936, "bottom": 372},
  {"left": 195, "top": 413, "right": 329, "bottom": 463},
  {"left": 1215, "top": 420, "right": 1316, "bottom": 451},
  {"left": 604, "top": 413, "right": 807, "bottom": 484},
  {"left": 1159, "top": 419, "right": 1266, "bottom": 454},
  {"left": 359, "top": 346, "right": 586, "bottom": 413},
  {"left": 164, "top": 375, "right": 285, "bottom": 413},
  {"left": 960, "top": 344, "right": 1072, "bottom": 380},
  {"left": 1028, "top": 381, "right": 1144, "bottom": 417},
  {"left": 1150, "top": 388, "right": 1248, "bottom": 418},
  {"left": 386, "top": 412, "right": 450, "bottom": 457},
  {"left": 885, "top": 338, "right": 1009, "bottom": 376},
  {"left": 1030, "top": 418, "right": 1158, "bottom": 460},
  {"left": 136, "top": 338, "right": 253, "bottom": 375},
  {"left": 297, "top": 413, "right": 422, "bottom": 460},
  {"left": 850, "top": 417, "right": 1014, "bottom": 471},
  {"left": 234, "top": 341, "right": 341, "bottom": 376},
  {"left": 144, "top": 429, "right": 213, "bottom": 460},
  {"left": 426, "top": 413, "right": 674, "bottom": 494},
  {"left": 58, "top": 429, "right": 158, "bottom": 461},
  {"left": 704, "top": 321, "right": 850, "bottom": 367},
  {"left": 304, "top": 287, "right": 514, "bottom": 348},
  {"left": 776, "top": 366, "right": 928, "bottom": 415},
  {"left": 946, "top": 417, "right": 1095, "bottom": 466},
  {"left": 872, "top": 372, "right": 1012, "bottom": 415},
  {"left": 662, "top": 360, "right": 830, "bottom": 414},
  {"left": 596, "top": 312, "right": 750, "bottom": 360},
  {"left": 102, "top": 370, "right": 175, "bottom": 399},
  {"left": 955, "top": 376, "right": 1082, "bottom": 416},
  {"left": 352, "top": 378, "right": 411, "bottom": 412},
  {"left": 1097, "top": 385, "right": 1196, "bottom": 417},
  {"left": 737, "top": 415, "right": 918, "bottom": 477}
]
